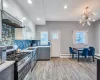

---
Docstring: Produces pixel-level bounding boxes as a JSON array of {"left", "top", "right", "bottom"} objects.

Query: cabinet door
[
  {"left": 35, "top": 48, "right": 38, "bottom": 61},
  {"left": 36, "top": 48, "right": 37, "bottom": 60},
  {"left": 41, "top": 47, "right": 50, "bottom": 60},
  {"left": 0, "top": 64, "right": 14, "bottom": 80},
  {"left": 4, "top": 72, "right": 14, "bottom": 80},
  {"left": 37, "top": 48, "right": 42, "bottom": 60},
  {"left": 31, "top": 57, "right": 34, "bottom": 69},
  {"left": 34, "top": 55, "right": 36, "bottom": 65}
]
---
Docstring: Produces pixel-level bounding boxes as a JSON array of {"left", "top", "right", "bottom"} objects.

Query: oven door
[
  {"left": 23, "top": 70, "right": 32, "bottom": 80},
  {"left": 18, "top": 60, "right": 31, "bottom": 80}
]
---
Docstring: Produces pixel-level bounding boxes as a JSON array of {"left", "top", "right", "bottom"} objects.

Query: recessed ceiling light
[
  {"left": 28, "top": 0, "right": 32, "bottom": 4},
  {"left": 37, "top": 17, "right": 40, "bottom": 20},
  {"left": 64, "top": 5, "right": 67, "bottom": 9},
  {"left": 23, "top": 17, "right": 26, "bottom": 20}
]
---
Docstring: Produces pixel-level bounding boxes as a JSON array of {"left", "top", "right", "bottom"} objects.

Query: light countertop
[
  {"left": 0, "top": 61, "right": 15, "bottom": 72},
  {"left": 95, "top": 54, "right": 100, "bottom": 59},
  {"left": 30, "top": 46, "right": 51, "bottom": 48},
  {"left": 21, "top": 46, "right": 51, "bottom": 52}
]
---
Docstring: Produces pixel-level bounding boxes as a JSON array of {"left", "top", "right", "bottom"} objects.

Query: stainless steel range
[
  {"left": 7, "top": 52, "right": 32, "bottom": 80},
  {"left": 22, "top": 47, "right": 37, "bottom": 71}
]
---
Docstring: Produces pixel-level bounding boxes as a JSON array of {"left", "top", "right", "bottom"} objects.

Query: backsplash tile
[
  {"left": 2, "top": 23, "right": 15, "bottom": 45},
  {"left": 14, "top": 40, "right": 35, "bottom": 49}
]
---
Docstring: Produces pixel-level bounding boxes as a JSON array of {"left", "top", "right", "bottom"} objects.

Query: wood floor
[{"left": 32, "top": 58, "right": 96, "bottom": 80}]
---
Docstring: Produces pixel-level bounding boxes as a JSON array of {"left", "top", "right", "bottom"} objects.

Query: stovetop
[{"left": 7, "top": 52, "right": 31, "bottom": 62}]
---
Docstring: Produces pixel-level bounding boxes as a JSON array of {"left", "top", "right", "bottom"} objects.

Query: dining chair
[
  {"left": 88, "top": 47, "right": 95, "bottom": 62},
  {"left": 69, "top": 47, "right": 77, "bottom": 58},
  {"left": 81, "top": 48, "right": 88, "bottom": 58}
]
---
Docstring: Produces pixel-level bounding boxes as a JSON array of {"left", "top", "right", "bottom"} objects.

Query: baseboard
[{"left": 60, "top": 54, "right": 70, "bottom": 58}]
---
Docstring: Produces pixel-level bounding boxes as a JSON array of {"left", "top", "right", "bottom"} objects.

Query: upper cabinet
[{"left": 22, "top": 22, "right": 36, "bottom": 40}]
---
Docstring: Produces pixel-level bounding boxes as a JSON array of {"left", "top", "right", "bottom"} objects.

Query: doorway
[{"left": 50, "top": 30, "right": 61, "bottom": 57}]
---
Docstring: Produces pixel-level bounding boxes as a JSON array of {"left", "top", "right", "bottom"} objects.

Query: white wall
[
  {"left": 36, "top": 21, "right": 95, "bottom": 54},
  {"left": 94, "top": 20, "right": 100, "bottom": 54}
]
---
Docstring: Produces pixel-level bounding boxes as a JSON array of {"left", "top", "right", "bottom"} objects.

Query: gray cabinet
[
  {"left": 31, "top": 48, "right": 37, "bottom": 71},
  {"left": 4, "top": 73, "right": 14, "bottom": 80},
  {"left": 41, "top": 47, "right": 50, "bottom": 60},
  {"left": 37, "top": 47, "right": 42, "bottom": 60},
  {"left": 0, "top": 64, "right": 14, "bottom": 80},
  {"left": 37, "top": 47, "right": 50, "bottom": 60},
  {"left": 31, "top": 56, "right": 35, "bottom": 70}
]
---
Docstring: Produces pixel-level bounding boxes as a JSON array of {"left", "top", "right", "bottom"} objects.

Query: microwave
[{"left": 0, "top": 46, "right": 7, "bottom": 64}]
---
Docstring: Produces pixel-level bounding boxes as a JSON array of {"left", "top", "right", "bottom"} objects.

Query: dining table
[{"left": 73, "top": 48, "right": 84, "bottom": 62}]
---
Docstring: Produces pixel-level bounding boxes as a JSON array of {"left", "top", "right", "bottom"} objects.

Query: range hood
[
  {"left": 2, "top": 19, "right": 23, "bottom": 28},
  {"left": 2, "top": 10, "right": 24, "bottom": 28}
]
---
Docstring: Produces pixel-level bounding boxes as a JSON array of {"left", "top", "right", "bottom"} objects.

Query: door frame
[{"left": 50, "top": 30, "right": 61, "bottom": 58}]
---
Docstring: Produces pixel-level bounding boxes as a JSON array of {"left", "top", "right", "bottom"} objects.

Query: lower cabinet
[
  {"left": 37, "top": 47, "right": 50, "bottom": 60},
  {"left": 0, "top": 64, "right": 14, "bottom": 80},
  {"left": 31, "top": 56, "right": 35, "bottom": 71},
  {"left": 37, "top": 47, "right": 42, "bottom": 60},
  {"left": 31, "top": 47, "right": 50, "bottom": 70},
  {"left": 4, "top": 73, "right": 14, "bottom": 80},
  {"left": 31, "top": 48, "right": 37, "bottom": 71}
]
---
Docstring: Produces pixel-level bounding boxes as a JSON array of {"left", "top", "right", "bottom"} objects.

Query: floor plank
[{"left": 32, "top": 58, "right": 96, "bottom": 80}]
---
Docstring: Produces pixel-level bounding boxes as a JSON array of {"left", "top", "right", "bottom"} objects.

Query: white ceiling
[{"left": 15, "top": 0, "right": 100, "bottom": 25}]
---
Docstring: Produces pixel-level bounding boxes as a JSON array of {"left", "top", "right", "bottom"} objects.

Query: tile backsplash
[{"left": 2, "top": 23, "right": 15, "bottom": 45}]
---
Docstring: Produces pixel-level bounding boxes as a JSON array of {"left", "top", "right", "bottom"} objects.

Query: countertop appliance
[
  {"left": 0, "top": 46, "right": 7, "bottom": 64},
  {"left": 7, "top": 51, "right": 32, "bottom": 80}
]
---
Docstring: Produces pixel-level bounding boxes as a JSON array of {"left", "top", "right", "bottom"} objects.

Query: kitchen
[
  {"left": 1, "top": 0, "right": 100, "bottom": 80},
  {"left": 0, "top": 0, "right": 51, "bottom": 80},
  {"left": 0, "top": 43, "right": 51, "bottom": 80}
]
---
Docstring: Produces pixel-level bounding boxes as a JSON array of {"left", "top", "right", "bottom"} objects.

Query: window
[
  {"left": 52, "top": 33, "right": 58, "bottom": 40},
  {"left": 76, "top": 32, "right": 85, "bottom": 43},
  {"left": 73, "top": 31, "right": 88, "bottom": 45},
  {"left": 40, "top": 31, "right": 48, "bottom": 45}
]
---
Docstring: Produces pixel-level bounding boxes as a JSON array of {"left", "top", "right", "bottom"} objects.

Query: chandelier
[{"left": 80, "top": 7, "right": 96, "bottom": 26}]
